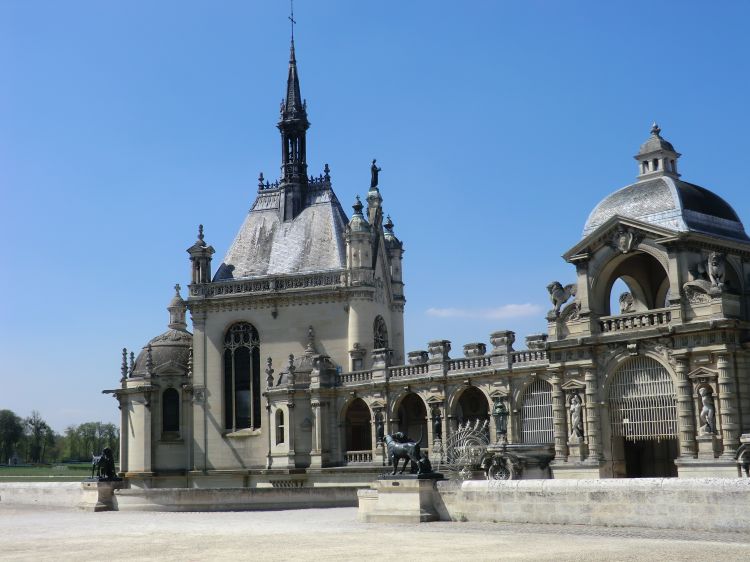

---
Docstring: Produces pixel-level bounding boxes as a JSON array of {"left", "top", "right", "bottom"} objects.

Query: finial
[
  {"left": 385, "top": 215, "right": 394, "bottom": 233},
  {"left": 324, "top": 163, "right": 330, "bottom": 181},
  {"left": 651, "top": 122, "right": 661, "bottom": 136},
  {"left": 352, "top": 195, "right": 364, "bottom": 215},
  {"left": 121, "top": 348, "right": 128, "bottom": 381},
  {"left": 174, "top": 283, "right": 181, "bottom": 297},
  {"left": 258, "top": 172, "right": 264, "bottom": 189},
  {"left": 129, "top": 351, "right": 135, "bottom": 377},
  {"left": 198, "top": 224, "right": 204, "bottom": 242},
  {"left": 265, "top": 357, "right": 274, "bottom": 387},
  {"left": 305, "top": 325, "right": 317, "bottom": 355},
  {"left": 146, "top": 344, "right": 154, "bottom": 376}
]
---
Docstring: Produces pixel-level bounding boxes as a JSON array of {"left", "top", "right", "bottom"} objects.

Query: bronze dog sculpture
[{"left": 384, "top": 431, "right": 432, "bottom": 475}]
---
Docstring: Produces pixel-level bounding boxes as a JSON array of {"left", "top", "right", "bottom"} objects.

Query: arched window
[
  {"left": 275, "top": 409, "right": 285, "bottom": 445},
  {"left": 520, "top": 379, "right": 553, "bottom": 444},
  {"left": 162, "top": 388, "right": 180, "bottom": 433},
  {"left": 224, "top": 322, "right": 261, "bottom": 431},
  {"left": 373, "top": 316, "right": 388, "bottom": 349}
]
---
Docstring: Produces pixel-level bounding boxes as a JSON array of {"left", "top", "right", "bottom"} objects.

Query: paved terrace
[{"left": 0, "top": 506, "right": 747, "bottom": 561}]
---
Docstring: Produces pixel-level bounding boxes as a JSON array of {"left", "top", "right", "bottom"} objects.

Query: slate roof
[
  {"left": 214, "top": 184, "right": 349, "bottom": 280},
  {"left": 583, "top": 176, "right": 748, "bottom": 241}
]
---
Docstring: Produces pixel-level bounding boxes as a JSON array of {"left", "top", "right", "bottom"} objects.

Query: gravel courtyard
[{"left": 1, "top": 506, "right": 748, "bottom": 561}]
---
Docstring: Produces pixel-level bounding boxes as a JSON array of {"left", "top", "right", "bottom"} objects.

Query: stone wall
[
  {"left": 434, "top": 478, "right": 750, "bottom": 532},
  {"left": 114, "top": 486, "right": 359, "bottom": 511},
  {"left": 0, "top": 483, "right": 83, "bottom": 508}
]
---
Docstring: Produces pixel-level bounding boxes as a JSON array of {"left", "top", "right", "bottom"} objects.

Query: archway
[
  {"left": 455, "top": 387, "right": 490, "bottom": 427},
  {"left": 607, "top": 356, "right": 678, "bottom": 477},
  {"left": 397, "top": 393, "right": 427, "bottom": 442},
  {"left": 343, "top": 398, "right": 371, "bottom": 452},
  {"left": 595, "top": 251, "right": 670, "bottom": 316}
]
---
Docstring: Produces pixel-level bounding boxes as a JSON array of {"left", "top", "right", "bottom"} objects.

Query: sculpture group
[{"left": 384, "top": 432, "right": 433, "bottom": 475}]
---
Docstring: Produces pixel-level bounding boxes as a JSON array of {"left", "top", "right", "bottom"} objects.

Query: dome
[
  {"left": 583, "top": 176, "right": 747, "bottom": 241},
  {"left": 132, "top": 328, "right": 192, "bottom": 377}
]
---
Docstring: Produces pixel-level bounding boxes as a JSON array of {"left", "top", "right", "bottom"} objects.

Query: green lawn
[{"left": 0, "top": 463, "right": 102, "bottom": 482}]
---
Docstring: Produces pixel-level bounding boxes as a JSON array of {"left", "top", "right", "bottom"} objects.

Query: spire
[{"left": 277, "top": 7, "right": 310, "bottom": 220}]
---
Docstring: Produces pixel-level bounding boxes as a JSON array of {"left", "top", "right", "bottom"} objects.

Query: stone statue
[
  {"left": 707, "top": 251, "right": 726, "bottom": 290},
  {"left": 699, "top": 386, "right": 716, "bottom": 434},
  {"left": 547, "top": 281, "right": 577, "bottom": 317},
  {"left": 492, "top": 398, "right": 508, "bottom": 437},
  {"left": 370, "top": 159, "right": 381, "bottom": 188},
  {"left": 619, "top": 292, "right": 634, "bottom": 314},
  {"left": 432, "top": 407, "right": 442, "bottom": 441},
  {"left": 569, "top": 393, "right": 584, "bottom": 440},
  {"left": 375, "top": 411, "right": 385, "bottom": 443}
]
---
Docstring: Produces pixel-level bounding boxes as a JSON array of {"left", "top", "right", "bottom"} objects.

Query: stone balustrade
[
  {"left": 599, "top": 307, "right": 673, "bottom": 333},
  {"left": 447, "top": 356, "right": 492, "bottom": 371},
  {"left": 389, "top": 364, "right": 428, "bottom": 379},
  {"left": 189, "top": 270, "right": 345, "bottom": 297},
  {"left": 344, "top": 450, "right": 373, "bottom": 464},
  {"left": 511, "top": 350, "right": 548, "bottom": 364},
  {"left": 338, "top": 370, "right": 374, "bottom": 385}
]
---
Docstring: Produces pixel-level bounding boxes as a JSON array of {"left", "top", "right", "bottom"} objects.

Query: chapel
[{"left": 106, "top": 37, "right": 750, "bottom": 488}]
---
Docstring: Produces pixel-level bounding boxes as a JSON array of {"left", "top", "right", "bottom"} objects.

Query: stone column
[
  {"left": 717, "top": 352, "right": 740, "bottom": 459},
  {"left": 265, "top": 398, "right": 273, "bottom": 469},
  {"left": 287, "top": 398, "right": 296, "bottom": 468},
  {"left": 550, "top": 372, "right": 568, "bottom": 461},
  {"left": 584, "top": 369, "right": 602, "bottom": 463},
  {"left": 674, "top": 355, "right": 696, "bottom": 459},
  {"left": 309, "top": 400, "right": 324, "bottom": 468}
]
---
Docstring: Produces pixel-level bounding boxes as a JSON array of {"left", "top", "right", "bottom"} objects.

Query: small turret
[
  {"left": 167, "top": 284, "right": 188, "bottom": 330},
  {"left": 383, "top": 215, "right": 404, "bottom": 287},
  {"left": 635, "top": 123, "right": 681, "bottom": 180},
  {"left": 346, "top": 195, "right": 372, "bottom": 271},
  {"left": 187, "top": 225, "right": 215, "bottom": 284}
]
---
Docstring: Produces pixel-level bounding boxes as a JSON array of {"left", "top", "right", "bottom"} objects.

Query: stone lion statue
[{"left": 547, "top": 281, "right": 577, "bottom": 317}]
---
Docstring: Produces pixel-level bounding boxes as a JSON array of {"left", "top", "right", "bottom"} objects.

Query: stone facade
[{"left": 105, "top": 41, "right": 750, "bottom": 488}]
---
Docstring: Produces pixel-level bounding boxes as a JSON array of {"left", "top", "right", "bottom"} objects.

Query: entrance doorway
[
  {"left": 624, "top": 439, "right": 679, "bottom": 477},
  {"left": 608, "top": 356, "right": 679, "bottom": 477}
]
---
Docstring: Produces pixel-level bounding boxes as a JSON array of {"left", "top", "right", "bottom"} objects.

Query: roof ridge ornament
[{"left": 651, "top": 122, "right": 661, "bottom": 136}]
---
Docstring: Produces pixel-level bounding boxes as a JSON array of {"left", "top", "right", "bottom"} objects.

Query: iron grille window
[
  {"left": 223, "top": 322, "right": 261, "bottom": 431},
  {"left": 608, "top": 356, "right": 677, "bottom": 440},
  {"left": 520, "top": 379, "right": 553, "bottom": 444}
]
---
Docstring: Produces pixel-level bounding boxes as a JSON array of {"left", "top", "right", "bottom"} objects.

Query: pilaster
[
  {"left": 717, "top": 352, "right": 740, "bottom": 459},
  {"left": 674, "top": 355, "right": 697, "bottom": 458},
  {"left": 584, "top": 369, "right": 602, "bottom": 463}
]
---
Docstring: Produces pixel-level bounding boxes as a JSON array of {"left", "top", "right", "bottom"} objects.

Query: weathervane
[{"left": 289, "top": 0, "right": 296, "bottom": 41}]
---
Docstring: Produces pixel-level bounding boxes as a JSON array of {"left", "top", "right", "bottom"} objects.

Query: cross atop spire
[{"left": 289, "top": 0, "right": 296, "bottom": 43}]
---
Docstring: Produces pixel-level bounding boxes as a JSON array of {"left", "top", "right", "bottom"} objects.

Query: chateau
[{"left": 106, "top": 36, "right": 750, "bottom": 488}]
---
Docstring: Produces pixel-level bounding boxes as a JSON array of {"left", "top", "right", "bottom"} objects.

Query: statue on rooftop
[{"left": 370, "top": 159, "right": 381, "bottom": 188}]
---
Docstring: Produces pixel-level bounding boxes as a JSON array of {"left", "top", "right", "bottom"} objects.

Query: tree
[
  {"left": 25, "top": 410, "right": 51, "bottom": 463},
  {"left": 0, "top": 410, "right": 24, "bottom": 464}
]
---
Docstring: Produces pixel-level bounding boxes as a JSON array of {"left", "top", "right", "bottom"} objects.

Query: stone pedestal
[
  {"left": 358, "top": 475, "right": 443, "bottom": 523},
  {"left": 79, "top": 480, "right": 126, "bottom": 512},
  {"left": 567, "top": 441, "right": 588, "bottom": 462},
  {"left": 697, "top": 434, "right": 720, "bottom": 459}
]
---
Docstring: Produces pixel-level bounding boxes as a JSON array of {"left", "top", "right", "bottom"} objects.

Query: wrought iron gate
[
  {"left": 608, "top": 356, "right": 678, "bottom": 440},
  {"left": 520, "top": 379, "right": 553, "bottom": 444}
]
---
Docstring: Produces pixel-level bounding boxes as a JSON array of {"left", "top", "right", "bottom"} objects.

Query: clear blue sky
[{"left": 2, "top": 1, "right": 749, "bottom": 431}]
